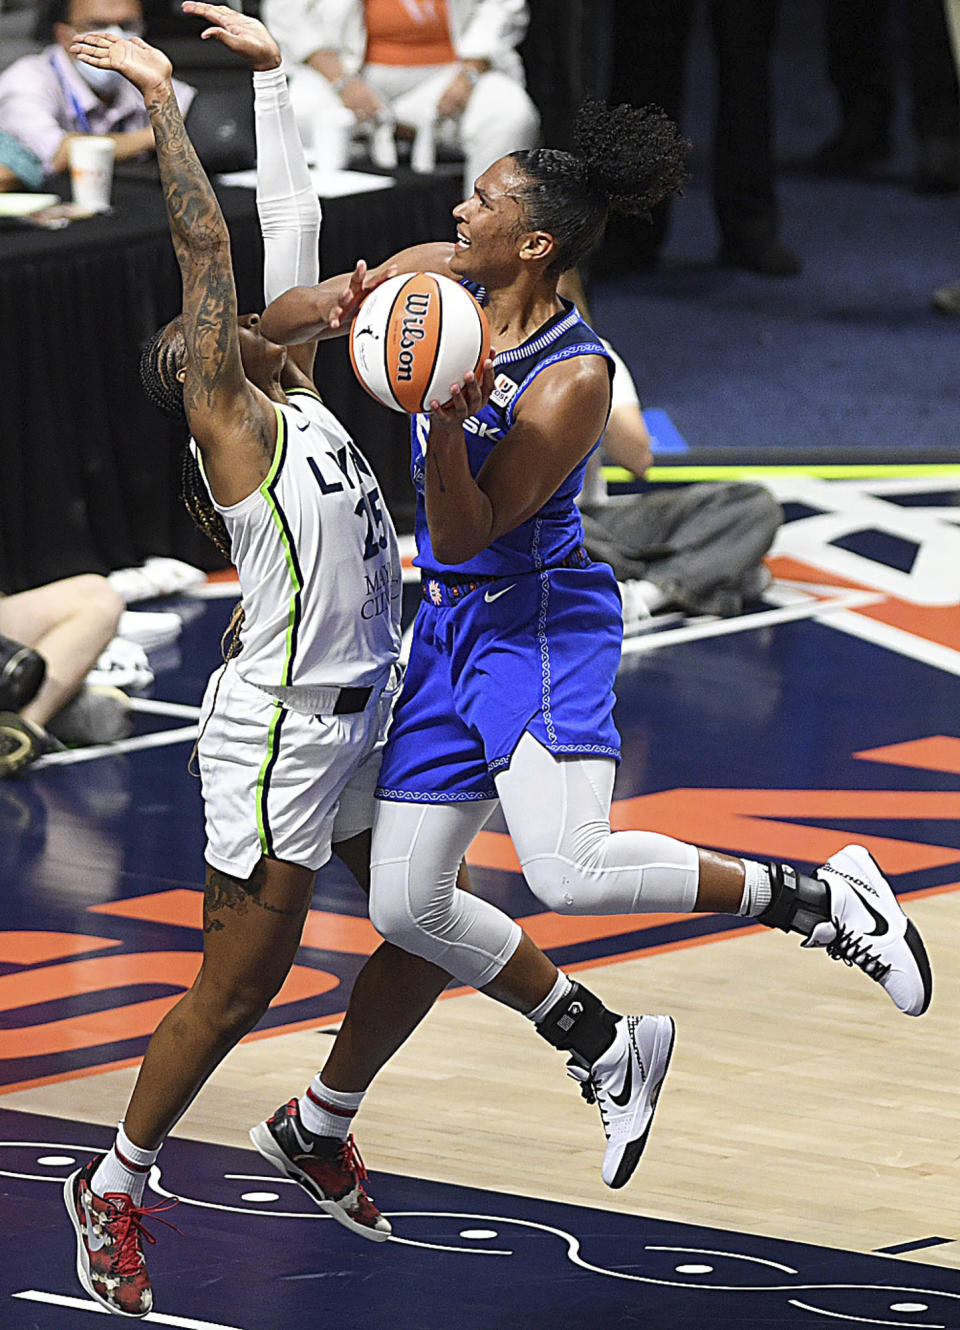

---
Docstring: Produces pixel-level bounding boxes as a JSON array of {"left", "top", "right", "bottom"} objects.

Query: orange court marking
[
  {"left": 768, "top": 555, "right": 960, "bottom": 653},
  {"left": 0, "top": 931, "right": 121, "bottom": 965},
  {"left": 92, "top": 889, "right": 385, "bottom": 955},
  {"left": 2, "top": 880, "right": 957, "bottom": 1096},
  {"left": 855, "top": 735, "right": 960, "bottom": 775},
  {"left": 611, "top": 788, "right": 960, "bottom": 873},
  {"left": 0, "top": 950, "right": 337, "bottom": 1061}
]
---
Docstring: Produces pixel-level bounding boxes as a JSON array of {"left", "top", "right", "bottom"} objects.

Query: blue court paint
[
  {"left": 876, "top": 1238, "right": 956, "bottom": 1256},
  {"left": 644, "top": 408, "right": 690, "bottom": 455},
  {"left": 3, "top": 1109, "right": 959, "bottom": 1330}
]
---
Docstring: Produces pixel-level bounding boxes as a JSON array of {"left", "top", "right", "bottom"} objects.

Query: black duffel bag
[{"left": 0, "top": 634, "right": 46, "bottom": 712}]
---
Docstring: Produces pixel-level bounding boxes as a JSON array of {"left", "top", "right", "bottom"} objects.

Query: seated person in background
[
  {"left": 0, "top": 0, "right": 194, "bottom": 181},
  {"left": 261, "top": 0, "right": 539, "bottom": 186},
  {"left": 0, "top": 126, "right": 45, "bottom": 191},
  {"left": 577, "top": 339, "right": 783, "bottom": 628},
  {"left": 0, "top": 574, "right": 127, "bottom": 775}
]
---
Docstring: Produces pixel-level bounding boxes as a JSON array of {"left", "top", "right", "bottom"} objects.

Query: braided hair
[
  {"left": 511, "top": 100, "right": 690, "bottom": 275},
  {"left": 139, "top": 319, "right": 234, "bottom": 564}
]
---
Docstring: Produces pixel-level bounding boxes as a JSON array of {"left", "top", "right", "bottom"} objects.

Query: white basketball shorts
[{"left": 197, "top": 659, "right": 397, "bottom": 879}]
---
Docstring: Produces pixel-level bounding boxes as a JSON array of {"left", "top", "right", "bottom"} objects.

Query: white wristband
[{"left": 252, "top": 60, "right": 286, "bottom": 89}]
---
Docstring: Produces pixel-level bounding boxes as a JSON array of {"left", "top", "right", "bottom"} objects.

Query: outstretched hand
[
  {"left": 327, "top": 260, "right": 399, "bottom": 330},
  {"left": 181, "top": 1, "right": 281, "bottom": 72},
  {"left": 70, "top": 30, "right": 172, "bottom": 95},
  {"left": 428, "top": 359, "right": 496, "bottom": 429}
]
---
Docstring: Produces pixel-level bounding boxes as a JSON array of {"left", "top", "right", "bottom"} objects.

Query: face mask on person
[{"left": 72, "top": 26, "right": 130, "bottom": 95}]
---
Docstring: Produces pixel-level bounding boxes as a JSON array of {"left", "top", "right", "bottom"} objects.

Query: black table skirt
[{"left": 0, "top": 169, "right": 460, "bottom": 591}]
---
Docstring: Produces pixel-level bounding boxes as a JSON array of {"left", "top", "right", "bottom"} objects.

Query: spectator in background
[
  {"left": 812, "top": 0, "right": 960, "bottom": 194},
  {"left": 577, "top": 341, "right": 782, "bottom": 626},
  {"left": 0, "top": 127, "right": 45, "bottom": 191},
  {"left": 0, "top": 0, "right": 194, "bottom": 181},
  {"left": 261, "top": 0, "right": 539, "bottom": 188},
  {"left": 0, "top": 574, "right": 127, "bottom": 776},
  {"left": 557, "top": 273, "right": 782, "bottom": 622},
  {"left": 594, "top": 0, "right": 800, "bottom": 278}
]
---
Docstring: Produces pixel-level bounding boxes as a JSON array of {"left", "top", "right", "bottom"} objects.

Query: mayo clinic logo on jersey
[
  {"left": 490, "top": 373, "right": 518, "bottom": 409},
  {"left": 362, "top": 562, "right": 395, "bottom": 620}
]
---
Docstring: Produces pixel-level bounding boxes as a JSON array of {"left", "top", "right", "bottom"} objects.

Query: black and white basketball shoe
[
  {"left": 806, "top": 844, "right": 932, "bottom": 1016},
  {"left": 567, "top": 1013, "right": 676, "bottom": 1189}
]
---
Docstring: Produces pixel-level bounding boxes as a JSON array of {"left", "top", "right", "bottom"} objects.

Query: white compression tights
[{"left": 369, "top": 733, "right": 701, "bottom": 991}]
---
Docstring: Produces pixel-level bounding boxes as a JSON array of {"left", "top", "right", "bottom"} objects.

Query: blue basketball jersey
[{"left": 409, "top": 291, "right": 613, "bottom": 577}]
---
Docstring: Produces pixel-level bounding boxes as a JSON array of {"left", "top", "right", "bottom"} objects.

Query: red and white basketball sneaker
[
  {"left": 64, "top": 1155, "right": 177, "bottom": 1318},
  {"left": 567, "top": 1013, "right": 676, "bottom": 1190},
  {"left": 250, "top": 1099, "right": 391, "bottom": 1241}
]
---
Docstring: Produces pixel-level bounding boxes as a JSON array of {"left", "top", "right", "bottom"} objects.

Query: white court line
[
  {"left": 12, "top": 1290, "right": 245, "bottom": 1330},
  {"left": 809, "top": 609, "right": 960, "bottom": 678},
  {"left": 32, "top": 726, "right": 197, "bottom": 770},
  {"left": 620, "top": 590, "right": 884, "bottom": 656},
  {"left": 128, "top": 698, "right": 202, "bottom": 719},
  {"left": 787, "top": 1298, "right": 942, "bottom": 1328},
  {"left": 191, "top": 581, "right": 241, "bottom": 599},
  {"left": 645, "top": 1245, "right": 798, "bottom": 1274}
]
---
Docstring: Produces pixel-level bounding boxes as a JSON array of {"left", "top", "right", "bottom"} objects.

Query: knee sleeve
[
  {"left": 519, "top": 830, "right": 700, "bottom": 915},
  {"left": 497, "top": 733, "right": 700, "bottom": 916},
  {"left": 369, "top": 800, "right": 522, "bottom": 989}
]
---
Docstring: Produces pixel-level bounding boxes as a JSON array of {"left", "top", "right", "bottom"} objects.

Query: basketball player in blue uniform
[{"left": 263, "top": 98, "right": 932, "bottom": 1200}]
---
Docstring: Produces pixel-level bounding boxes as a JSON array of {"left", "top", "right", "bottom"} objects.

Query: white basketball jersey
[{"left": 201, "top": 387, "right": 401, "bottom": 703}]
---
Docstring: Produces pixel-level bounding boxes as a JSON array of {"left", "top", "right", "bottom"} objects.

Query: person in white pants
[{"left": 261, "top": 0, "right": 540, "bottom": 184}]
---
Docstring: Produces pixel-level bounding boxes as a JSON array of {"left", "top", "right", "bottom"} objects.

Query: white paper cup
[{"left": 69, "top": 135, "right": 115, "bottom": 211}]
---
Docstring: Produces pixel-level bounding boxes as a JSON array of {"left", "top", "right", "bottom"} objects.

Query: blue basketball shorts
[{"left": 375, "top": 563, "right": 623, "bottom": 803}]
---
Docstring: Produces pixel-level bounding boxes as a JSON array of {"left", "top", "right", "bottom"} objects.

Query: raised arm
[
  {"left": 182, "top": 1, "right": 322, "bottom": 384},
  {"left": 259, "top": 242, "right": 456, "bottom": 346},
  {"left": 70, "top": 28, "right": 276, "bottom": 505}
]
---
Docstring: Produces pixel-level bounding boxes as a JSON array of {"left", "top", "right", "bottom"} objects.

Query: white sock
[
  {"left": 739, "top": 858, "right": 773, "bottom": 917},
  {"left": 91, "top": 1122, "right": 160, "bottom": 1205},
  {"left": 626, "top": 578, "right": 670, "bottom": 614},
  {"left": 299, "top": 1077, "right": 364, "bottom": 1139},
  {"left": 525, "top": 970, "right": 573, "bottom": 1024}
]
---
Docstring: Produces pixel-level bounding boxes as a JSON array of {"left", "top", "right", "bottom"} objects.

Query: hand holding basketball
[
  {"left": 428, "top": 360, "right": 495, "bottom": 429},
  {"left": 349, "top": 271, "right": 491, "bottom": 414},
  {"left": 329, "top": 260, "right": 397, "bottom": 331}
]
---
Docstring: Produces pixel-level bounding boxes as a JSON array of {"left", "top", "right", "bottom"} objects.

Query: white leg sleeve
[
  {"left": 495, "top": 733, "right": 701, "bottom": 915},
  {"left": 253, "top": 63, "right": 321, "bottom": 305},
  {"left": 369, "top": 799, "right": 523, "bottom": 990}
]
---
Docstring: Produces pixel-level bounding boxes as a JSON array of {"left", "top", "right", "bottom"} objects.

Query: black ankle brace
[
  {"left": 534, "top": 981, "right": 620, "bottom": 1068},
  {"left": 756, "top": 862, "right": 831, "bottom": 937}
]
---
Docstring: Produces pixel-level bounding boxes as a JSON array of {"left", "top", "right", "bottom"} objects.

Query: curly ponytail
[{"left": 511, "top": 100, "right": 690, "bottom": 273}]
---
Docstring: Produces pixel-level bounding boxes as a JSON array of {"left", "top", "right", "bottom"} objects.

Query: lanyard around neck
[{"left": 49, "top": 51, "right": 93, "bottom": 135}]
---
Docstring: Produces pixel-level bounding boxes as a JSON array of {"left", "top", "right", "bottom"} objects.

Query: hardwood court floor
[{"left": 1, "top": 475, "right": 958, "bottom": 1327}]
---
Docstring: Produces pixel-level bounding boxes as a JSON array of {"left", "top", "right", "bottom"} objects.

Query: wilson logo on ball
[{"left": 349, "top": 271, "right": 491, "bottom": 415}]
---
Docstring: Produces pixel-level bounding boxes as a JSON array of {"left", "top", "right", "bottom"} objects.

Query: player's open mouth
[{"left": 455, "top": 231, "right": 471, "bottom": 251}]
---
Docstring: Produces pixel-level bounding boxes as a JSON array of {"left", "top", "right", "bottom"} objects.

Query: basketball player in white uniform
[{"left": 63, "top": 9, "right": 458, "bottom": 1317}]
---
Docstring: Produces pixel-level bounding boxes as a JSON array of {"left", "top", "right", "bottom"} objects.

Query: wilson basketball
[{"left": 349, "top": 271, "right": 491, "bottom": 414}]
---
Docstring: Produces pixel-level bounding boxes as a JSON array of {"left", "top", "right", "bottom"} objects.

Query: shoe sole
[
  {"left": 607, "top": 1016, "right": 676, "bottom": 1190},
  {"left": 841, "top": 845, "right": 933, "bottom": 1017},
  {"left": 248, "top": 1123, "right": 391, "bottom": 1242},
  {"left": 63, "top": 1170, "right": 149, "bottom": 1319}
]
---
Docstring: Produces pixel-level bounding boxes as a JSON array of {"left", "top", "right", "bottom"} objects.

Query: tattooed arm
[{"left": 70, "top": 29, "right": 277, "bottom": 507}]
